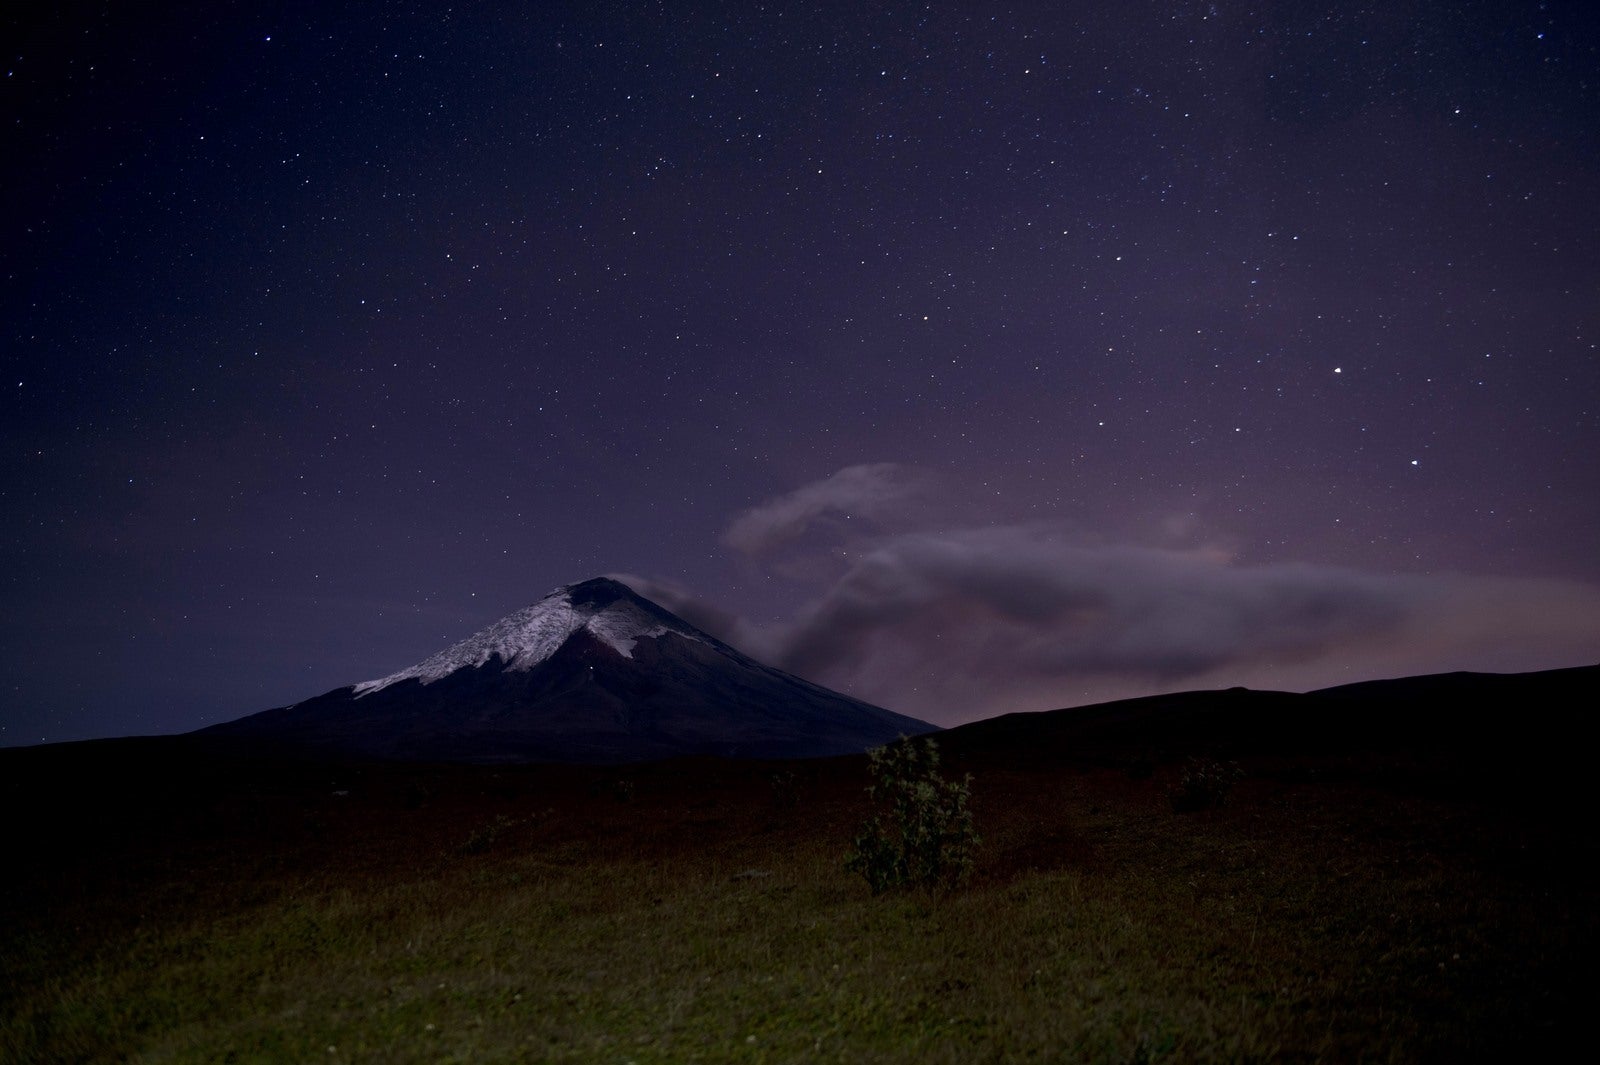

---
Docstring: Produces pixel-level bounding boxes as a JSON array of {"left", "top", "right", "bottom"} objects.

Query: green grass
[{"left": 2, "top": 751, "right": 1592, "bottom": 1062}]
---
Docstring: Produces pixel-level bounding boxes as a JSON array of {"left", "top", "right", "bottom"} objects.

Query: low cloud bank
[
  {"left": 766, "top": 527, "right": 1600, "bottom": 722},
  {"left": 637, "top": 468, "right": 1600, "bottom": 725},
  {"left": 778, "top": 530, "right": 1408, "bottom": 682}
]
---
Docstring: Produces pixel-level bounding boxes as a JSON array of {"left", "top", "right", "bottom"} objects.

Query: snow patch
[{"left": 353, "top": 581, "right": 701, "bottom": 697}]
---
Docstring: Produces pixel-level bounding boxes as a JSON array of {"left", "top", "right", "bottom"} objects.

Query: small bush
[
  {"left": 400, "top": 780, "right": 432, "bottom": 810},
  {"left": 1168, "top": 758, "right": 1243, "bottom": 813},
  {"left": 590, "top": 777, "right": 636, "bottom": 803},
  {"left": 459, "top": 814, "right": 516, "bottom": 855},
  {"left": 768, "top": 770, "right": 799, "bottom": 809},
  {"left": 846, "top": 737, "right": 979, "bottom": 894}
]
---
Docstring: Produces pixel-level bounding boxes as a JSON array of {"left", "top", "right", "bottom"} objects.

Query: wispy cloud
[
  {"left": 660, "top": 467, "right": 1600, "bottom": 725},
  {"left": 605, "top": 571, "right": 780, "bottom": 662},
  {"left": 777, "top": 529, "right": 1408, "bottom": 681},
  {"left": 767, "top": 525, "right": 1600, "bottom": 721},
  {"left": 722, "top": 463, "right": 934, "bottom": 555}
]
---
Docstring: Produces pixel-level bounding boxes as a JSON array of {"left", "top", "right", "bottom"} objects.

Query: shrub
[
  {"left": 459, "top": 814, "right": 516, "bottom": 855},
  {"left": 1123, "top": 751, "right": 1157, "bottom": 781},
  {"left": 1168, "top": 757, "right": 1243, "bottom": 813},
  {"left": 589, "top": 777, "right": 636, "bottom": 803},
  {"left": 845, "top": 737, "right": 979, "bottom": 894},
  {"left": 768, "top": 770, "right": 800, "bottom": 809}
]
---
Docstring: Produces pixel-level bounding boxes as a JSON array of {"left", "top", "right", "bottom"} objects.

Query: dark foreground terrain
[{"left": 4, "top": 669, "right": 1597, "bottom": 1062}]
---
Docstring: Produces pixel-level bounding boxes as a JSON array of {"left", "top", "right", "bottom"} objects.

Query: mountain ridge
[
  {"left": 937, "top": 661, "right": 1600, "bottom": 768},
  {"left": 201, "top": 577, "right": 936, "bottom": 763},
  {"left": 352, "top": 578, "right": 709, "bottom": 697}
]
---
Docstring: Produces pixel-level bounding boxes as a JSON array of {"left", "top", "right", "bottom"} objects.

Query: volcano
[{"left": 201, "top": 577, "right": 934, "bottom": 763}]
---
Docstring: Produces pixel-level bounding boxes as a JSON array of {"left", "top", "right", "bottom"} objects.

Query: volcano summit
[{"left": 203, "top": 578, "right": 934, "bottom": 763}]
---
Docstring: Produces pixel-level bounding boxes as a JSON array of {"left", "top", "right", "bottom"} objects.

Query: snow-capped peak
[{"left": 352, "top": 578, "right": 700, "bottom": 697}]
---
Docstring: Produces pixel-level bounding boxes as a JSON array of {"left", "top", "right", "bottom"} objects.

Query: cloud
[
  {"left": 633, "top": 465, "right": 1600, "bottom": 727},
  {"left": 605, "top": 572, "right": 778, "bottom": 661},
  {"left": 723, "top": 463, "right": 933, "bottom": 555},
  {"left": 756, "top": 524, "right": 1600, "bottom": 725},
  {"left": 776, "top": 527, "right": 1403, "bottom": 679}
]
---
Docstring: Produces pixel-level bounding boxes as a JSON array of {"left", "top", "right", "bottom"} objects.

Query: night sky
[{"left": 5, "top": 1, "right": 1599, "bottom": 746}]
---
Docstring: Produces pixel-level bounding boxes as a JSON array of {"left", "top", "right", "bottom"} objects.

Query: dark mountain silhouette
[
  {"left": 199, "top": 577, "right": 935, "bottom": 763},
  {"left": 938, "top": 663, "right": 1600, "bottom": 770}
]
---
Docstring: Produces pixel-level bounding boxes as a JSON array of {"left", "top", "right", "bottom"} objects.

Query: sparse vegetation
[
  {"left": 845, "top": 737, "right": 979, "bottom": 894},
  {"left": 1, "top": 737, "right": 1594, "bottom": 1063},
  {"left": 1123, "top": 750, "right": 1158, "bottom": 781},
  {"left": 459, "top": 813, "right": 517, "bottom": 855},
  {"left": 768, "top": 769, "right": 799, "bottom": 808},
  {"left": 1167, "top": 757, "right": 1243, "bottom": 812},
  {"left": 591, "top": 776, "right": 636, "bottom": 803}
]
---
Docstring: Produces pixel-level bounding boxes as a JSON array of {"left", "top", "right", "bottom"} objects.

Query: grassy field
[{"left": 2, "top": 737, "right": 1593, "bottom": 1062}]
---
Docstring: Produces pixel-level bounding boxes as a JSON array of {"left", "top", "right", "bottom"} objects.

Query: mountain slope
[
  {"left": 202, "top": 577, "right": 935, "bottom": 763},
  {"left": 937, "top": 663, "right": 1600, "bottom": 768}
]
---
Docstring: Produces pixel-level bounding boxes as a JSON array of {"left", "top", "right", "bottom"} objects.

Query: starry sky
[{"left": 5, "top": 1, "right": 1599, "bottom": 746}]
